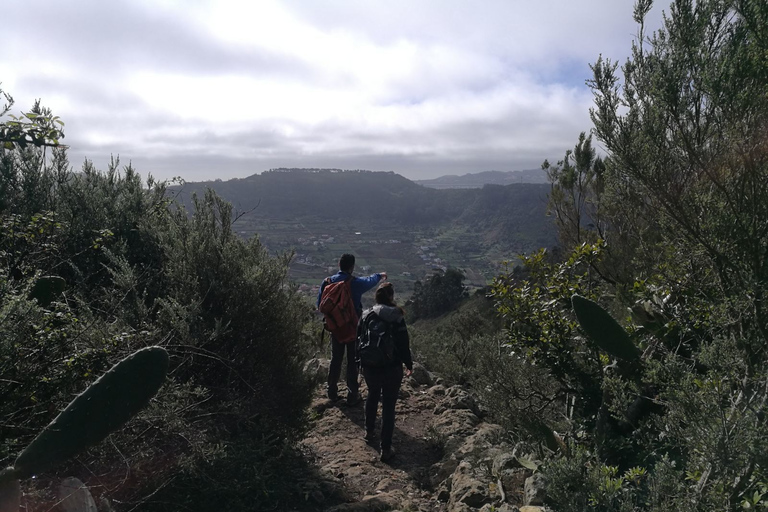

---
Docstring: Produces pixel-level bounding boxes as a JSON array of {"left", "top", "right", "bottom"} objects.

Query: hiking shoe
[
  {"left": 364, "top": 430, "right": 376, "bottom": 444},
  {"left": 346, "top": 393, "right": 361, "bottom": 406},
  {"left": 380, "top": 446, "right": 395, "bottom": 462},
  {"left": 327, "top": 390, "right": 340, "bottom": 402}
]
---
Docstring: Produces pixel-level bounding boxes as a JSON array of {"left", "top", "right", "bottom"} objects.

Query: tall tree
[
  {"left": 522, "top": 1, "right": 768, "bottom": 510},
  {"left": 588, "top": 0, "right": 768, "bottom": 362}
]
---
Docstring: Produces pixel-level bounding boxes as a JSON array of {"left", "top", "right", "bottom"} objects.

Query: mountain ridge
[
  {"left": 172, "top": 169, "right": 556, "bottom": 292},
  {"left": 414, "top": 169, "right": 548, "bottom": 189}
]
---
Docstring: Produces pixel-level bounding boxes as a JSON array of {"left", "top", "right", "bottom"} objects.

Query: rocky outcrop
[
  {"left": 301, "top": 358, "right": 550, "bottom": 511},
  {"left": 524, "top": 472, "right": 547, "bottom": 506},
  {"left": 409, "top": 362, "right": 434, "bottom": 387},
  {"left": 426, "top": 386, "right": 546, "bottom": 510}
]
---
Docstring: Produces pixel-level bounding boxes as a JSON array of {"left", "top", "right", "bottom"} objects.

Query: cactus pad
[
  {"left": 14, "top": 346, "right": 169, "bottom": 479},
  {"left": 0, "top": 471, "right": 20, "bottom": 512},
  {"left": 572, "top": 294, "right": 640, "bottom": 361},
  {"left": 59, "top": 477, "right": 97, "bottom": 512}
]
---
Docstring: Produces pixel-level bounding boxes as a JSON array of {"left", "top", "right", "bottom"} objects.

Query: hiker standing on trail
[
  {"left": 318, "top": 253, "right": 386, "bottom": 405},
  {"left": 357, "top": 282, "right": 413, "bottom": 462}
]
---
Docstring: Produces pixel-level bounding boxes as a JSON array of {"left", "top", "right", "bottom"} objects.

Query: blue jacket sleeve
[
  {"left": 352, "top": 273, "right": 382, "bottom": 294},
  {"left": 350, "top": 273, "right": 382, "bottom": 313}
]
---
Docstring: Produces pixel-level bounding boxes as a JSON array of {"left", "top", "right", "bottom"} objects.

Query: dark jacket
[{"left": 358, "top": 304, "right": 413, "bottom": 370}]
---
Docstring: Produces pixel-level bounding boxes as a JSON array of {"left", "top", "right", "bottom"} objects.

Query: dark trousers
[
  {"left": 363, "top": 364, "right": 404, "bottom": 449},
  {"left": 328, "top": 334, "right": 358, "bottom": 397}
]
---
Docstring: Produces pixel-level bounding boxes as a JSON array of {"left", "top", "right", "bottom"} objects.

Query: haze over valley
[{"left": 175, "top": 168, "right": 556, "bottom": 299}]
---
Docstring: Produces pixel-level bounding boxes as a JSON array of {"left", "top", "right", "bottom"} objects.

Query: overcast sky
[{"left": 1, "top": 1, "right": 663, "bottom": 182}]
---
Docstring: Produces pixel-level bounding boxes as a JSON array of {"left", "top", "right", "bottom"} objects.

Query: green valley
[{"left": 174, "top": 168, "right": 557, "bottom": 300}]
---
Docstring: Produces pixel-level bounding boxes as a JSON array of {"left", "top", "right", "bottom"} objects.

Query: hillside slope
[
  {"left": 173, "top": 169, "right": 555, "bottom": 253},
  {"left": 414, "top": 169, "right": 548, "bottom": 189}
]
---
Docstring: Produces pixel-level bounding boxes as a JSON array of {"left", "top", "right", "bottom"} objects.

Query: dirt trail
[{"left": 300, "top": 374, "right": 450, "bottom": 512}]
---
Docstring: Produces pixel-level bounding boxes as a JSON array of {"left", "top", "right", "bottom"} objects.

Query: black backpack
[{"left": 357, "top": 310, "right": 397, "bottom": 368}]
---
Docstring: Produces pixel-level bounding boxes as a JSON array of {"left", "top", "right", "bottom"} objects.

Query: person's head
[
  {"left": 339, "top": 253, "right": 355, "bottom": 273},
  {"left": 375, "top": 282, "right": 396, "bottom": 306}
]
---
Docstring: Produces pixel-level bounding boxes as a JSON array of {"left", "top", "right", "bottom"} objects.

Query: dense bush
[
  {"left": 410, "top": 296, "right": 497, "bottom": 385},
  {"left": 472, "top": 331, "right": 561, "bottom": 440},
  {"left": 0, "top": 95, "right": 315, "bottom": 510},
  {"left": 490, "top": 1, "right": 768, "bottom": 510},
  {"left": 408, "top": 267, "right": 468, "bottom": 320}
]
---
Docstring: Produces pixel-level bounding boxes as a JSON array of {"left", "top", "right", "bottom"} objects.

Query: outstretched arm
[{"left": 352, "top": 272, "right": 385, "bottom": 295}]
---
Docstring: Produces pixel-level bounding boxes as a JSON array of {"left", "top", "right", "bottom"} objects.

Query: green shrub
[
  {"left": 139, "top": 436, "right": 324, "bottom": 512},
  {"left": 410, "top": 294, "right": 498, "bottom": 385},
  {"left": 491, "top": 243, "right": 606, "bottom": 431},
  {"left": 408, "top": 267, "right": 467, "bottom": 320},
  {"left": 0, "top": 128, "right": 315, "bottom": 509},
  {"left": 473, "top": 333, "right": 561, "bottom": 438}
]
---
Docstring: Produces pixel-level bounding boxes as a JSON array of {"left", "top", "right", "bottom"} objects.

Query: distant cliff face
[
  {"left": 414, "top": 169, "right": 548, "bottom": 189},
  {"left": 171, "top": 168, "right": 556, "bottom": 252},
  {"left": 174, "top": 168, "right": 430, "bottom": 222}
]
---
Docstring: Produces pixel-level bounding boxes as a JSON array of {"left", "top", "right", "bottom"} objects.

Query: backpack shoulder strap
[
  {"left": 357, "top": 309, "right": 374, "bottom": 342},
  {"left": 361, "top": 309, "right": 381, "bottom": 330}
]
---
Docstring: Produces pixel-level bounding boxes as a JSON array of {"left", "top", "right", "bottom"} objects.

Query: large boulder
[
  {"left": 434, "top": 386, "right": 481, "bottom": 416},
  {"left": 430, "top": 457, "right": 460, "bottom": 489},
  {"left": 455, "top": 423, "right": 507, "bottom": 462},
  {"left": 432, "top": 409, "right": 482, "bottom": 454},
  {"left": 449, "top": 461, "right": 493, "bottom": 510},
  {"left": 524, "top": 472, "right": 547, "bottom": 506},
  {"left": 410, "top": 362, "right": 434, "bottom": 386},
  {"left": 428, "top": 384, "right": 447, "bottom": 396},
  {"left": 493, "top": 452, "right": 520, "bottom": 476}
]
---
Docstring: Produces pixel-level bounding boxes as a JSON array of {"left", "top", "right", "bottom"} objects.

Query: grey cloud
[
  {"left": 281, "top": 0, "right": 664, "bottom": 66},
  {"left": 3, "top": 0, "right": 654, "bottom": 183},
  {"left": 62, "top": 86, "right": 588, "bottom": 180},
  {"left": 4, "top": 1, "right": 315, "bottom": 81}
]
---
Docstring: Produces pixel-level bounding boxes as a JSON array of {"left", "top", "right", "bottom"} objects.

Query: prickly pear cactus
[
  {"left": 14, "top": 346, "right": 169, "bottom": 479},
  {"left": 571, "top": 294, "right": 640, "bottom": 361},
  {"left": 59, "top": 477, "right": 97, "bottom": 512},
  {"left": 0, "top": 468, "right": 20, "bottom": 512}
]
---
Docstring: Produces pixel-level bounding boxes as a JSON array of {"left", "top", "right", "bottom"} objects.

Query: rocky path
[
  {"left": 299, "top": 360, "right": 548, "bottom": 512},
  {"left": 301, "top": 372, "right": 449, "bottom": 511}
]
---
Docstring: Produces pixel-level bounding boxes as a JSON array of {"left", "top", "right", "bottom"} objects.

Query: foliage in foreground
[
  {"left": 0, "top": 95, "right": 316, "bottom": 509},
  {"left": 491, "top": 1, "right": 768, "bottom": 510}
]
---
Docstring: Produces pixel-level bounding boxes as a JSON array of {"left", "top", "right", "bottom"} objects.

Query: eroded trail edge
[{"left": 300, "top": 359, "right": 545, "bottom": 512}]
